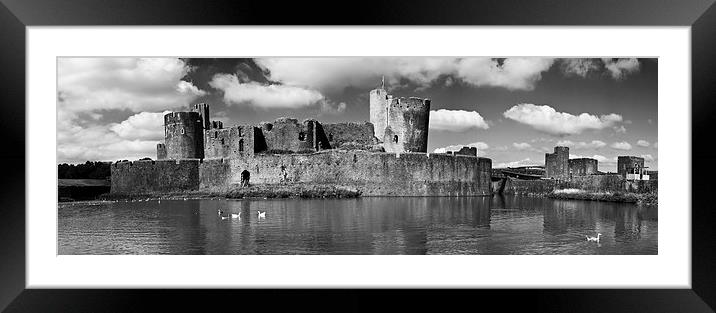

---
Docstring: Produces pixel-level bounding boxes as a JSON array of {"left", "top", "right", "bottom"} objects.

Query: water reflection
[{"left": 58, "top": 196, "right": 657, "bottom": 255}]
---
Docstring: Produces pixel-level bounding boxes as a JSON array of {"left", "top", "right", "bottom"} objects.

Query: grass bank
[
  {"left": 546, "top": 188, "right": 657, "bottom": 205},
  {"left": 98, "top": 183, "right": 361, "bottom": 201}
]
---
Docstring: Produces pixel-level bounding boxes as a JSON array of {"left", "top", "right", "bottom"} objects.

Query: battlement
[
  {"left": 164, "top": 111, "right": 201, "bottom": 125},
  {"left": 112, "top": 158, "right": 202, "bottom": 167},
  {"left": 388, "top": 96, "right": 431, "bottom": 110},
  {"left": 210, "top": 120, "right": 223, "bottom": 129}
]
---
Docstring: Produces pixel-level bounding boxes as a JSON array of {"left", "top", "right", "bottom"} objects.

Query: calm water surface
[{"left": 58, "top": 196, "right": 657, "bottom": 255}]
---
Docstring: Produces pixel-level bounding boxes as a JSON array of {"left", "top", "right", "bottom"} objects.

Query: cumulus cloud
[
  {"left": 569, "top": 154, "right": 611, "bottom": 163},
  {"left": 613, "top": 125, "right": 627, "bottom": 133},
  {"left": 560, "top": 58, "right": 641, "bottom": 80},
  {"left": 256, "top": 57, "right": 555, "bottom": 93},
  {"left": 58, "top": 58, "right": 205, "bottom": 113},
  {"left": 256, "top": 57, "right": 455, "bottom": 92},
  {"left": 560, "top": 59, "right": 601, "bottom": 77},
  {"left": 503, "top": 103, "right": 623, "bottom": 136},
  {"left": 57, "top": 58, "right": 208, "bottom": 163},
  {"left": 429, "top": 109, "right": 489, "bottom": 132},
  {"left": 320, "top": 101, "right": 347, "bottom": 114},
  {"left": 511, "top": 142, "right": 550, "bottom": 153},
  {"left": 602, "top": 58, "right": 640, "bottom": 80},
  {"left": 109, "top": 111, "right": 171, "bottom": 141},
  {"left": 433, "top": 142, "right": 489, "bottom": 154},
  {"left": 556, "top": 140, "right": 606, "bottom": 149},
  {"left": 58, "top": 121, "right": 161, "bottom": 163},
  {"left": 610, "top": 141, "right": 633, "bottom": 150},
  {"left": 637, "top": 140, "right": 650, "bottom": 147},
  {"left": 640, "top": 154, "right": 655, "bottom": 162},
  {"left": 209, "top": 73, "right": 325, "bottom": 109},
  {"left": 453, "top": 58, "right": 555, "bottom": 91},
  {"left": 494, "top": 158, "right": 541, "bottom": 168}
]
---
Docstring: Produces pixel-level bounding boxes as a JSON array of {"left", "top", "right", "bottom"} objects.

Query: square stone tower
[{"left": 545, "top": 146, "right": 569, "bottom": 179}]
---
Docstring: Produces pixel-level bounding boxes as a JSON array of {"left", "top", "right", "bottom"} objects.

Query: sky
[{"left": 57, "top": 57, "right": 658, "bottom": 171}]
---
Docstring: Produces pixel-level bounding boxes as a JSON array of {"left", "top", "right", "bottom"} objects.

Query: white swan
[
  {"left": 257, "top": 211, "right": 266, "bottom": 218},
  {"left": 231, "top": 212, "right": 241, "bottom": 219},
  {"left": 586, "top": 233, "right": 602, "bottom": 242}
]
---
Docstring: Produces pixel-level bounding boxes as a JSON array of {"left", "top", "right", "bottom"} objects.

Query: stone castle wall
[
  {"left": 569, "top": 158, "right": 598, "bottom": 176},
  {"left": 199, "top": 151, "right": 492, "bottom": 196},
  {"left": 111, "top": 159, "right": 201, "bottom": 194},
  {"left": 258, "top": 118, "right": 319, "bottom": 153},
  {"left": 617, "top": 156, "right": 645, "bottom": 177},
  {"left": 502, "top": 174, "right": 658, "bottom": 195},
  {"left": 321, "top": 122, "right": 376, "bottom": 149},
  {"left": 204, "top": 125, "right": 257, "bottom": 159}
]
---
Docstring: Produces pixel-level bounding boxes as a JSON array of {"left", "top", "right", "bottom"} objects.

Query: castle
[
  {"left": 110, "top": 83, "right": 493, "bottom": 196},
  {"left": 544, "top": 146, "right": 648, "bottom": 180},
  {"left": 155, "top": 80, "right": 432, "bottom": 160}
]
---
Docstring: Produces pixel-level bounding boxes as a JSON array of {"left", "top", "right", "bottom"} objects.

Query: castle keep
[
  {"left": 111, "top": 84, "right": 493, "bottom": 196},
  {"left": 544, "top": 146, "right": 569, "bottom": 179}
]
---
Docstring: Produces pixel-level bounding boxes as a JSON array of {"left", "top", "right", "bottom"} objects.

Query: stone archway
[{"left": 240, "top": 170, "right": 250, "bottom": 187}]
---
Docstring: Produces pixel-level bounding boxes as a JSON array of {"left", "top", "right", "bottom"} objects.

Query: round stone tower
[
  {"left": 383, "top": 97, "right": 431, "bottom": 153},
  {"left": 163, "top": 111, "right": 204, "bottom": 159}
]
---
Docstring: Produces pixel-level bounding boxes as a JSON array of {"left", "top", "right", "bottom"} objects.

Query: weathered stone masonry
[
  {"left": 198, "top": 151, "right": 492, "bottom": 196},
  {"left": 112, "top": 82, "right": 492, "bottom": 197},
  {"left": 111, "top": 159, "right": 201, "bottom": 194}
]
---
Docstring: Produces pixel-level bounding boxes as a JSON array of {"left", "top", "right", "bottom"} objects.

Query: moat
[{"left": 58, "top": 196, "right": 657, "bottom": 255}]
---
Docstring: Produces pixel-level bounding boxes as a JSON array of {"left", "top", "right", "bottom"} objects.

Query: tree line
[{"left": 58, "top": 161, "right": 111, "bottom": 179}]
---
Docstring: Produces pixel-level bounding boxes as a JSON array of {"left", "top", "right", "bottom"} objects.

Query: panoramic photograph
[{"left": 57, "top": 57, "right": 658, "bottom": 255}]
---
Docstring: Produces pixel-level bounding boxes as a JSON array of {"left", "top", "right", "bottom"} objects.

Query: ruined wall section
[
  {"left": 383, "top": 97, "right": 431, "bottom": 153},
  {"left": 617, "top": 156, "right": 645, "bottom": 177},
  {"left": 156, "top": 144, "right": 167, "bottom": 160},
  {"left": 448, "top": 147, "right": 477, "bottom": 157},
  {"left": 205, "top": 125, "right": 260, "bottom": 159},
  {"left": 321, "top": 122, "right": 376, "bottom": 150},
  {"left": 204, "top": 127, "right": 232, "bottom": 159},
  {"left": 503, "top": 174, "right": 658, "bottom": 195},
  {"left": 259, "top": 118, "right": 318, "bottom": 153},
  {"left": 200, "top": 151, "right": 492, "bottom": 196},
  {"left": 569, "top": 158, "right": 598, "bottom": 176},
  {"left": 164, "top": 112, "right": 204, "bottom": 159},
  {"left": 544, "top": 146, "right": 569, "bottom": 179},
  {"left": 110, "top": 159, "right": 200, "bottom": 194}
]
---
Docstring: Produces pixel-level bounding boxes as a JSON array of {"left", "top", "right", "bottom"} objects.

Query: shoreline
[
  {"left": 94, "top": 183, "right": 362, "bottom": 202},
  {"left": 507, "top": 189, "right": 657, "bottom": 206},
  {"left": 59, "top": 185, "right": 657, "bottom": 206}
]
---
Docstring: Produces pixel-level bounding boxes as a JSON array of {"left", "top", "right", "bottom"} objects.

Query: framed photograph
[{"left": 1, "top": 0, "right": 715, "bottom": 311}]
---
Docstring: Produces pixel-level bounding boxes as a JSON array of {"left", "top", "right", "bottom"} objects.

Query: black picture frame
[{"left": 1, "top": 0, "right": 714, "bottom": 312}]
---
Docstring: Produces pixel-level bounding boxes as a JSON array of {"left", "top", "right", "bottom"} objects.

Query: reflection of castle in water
[{"left": 67, "top": 197, "right": 655, "bottom": 255}]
